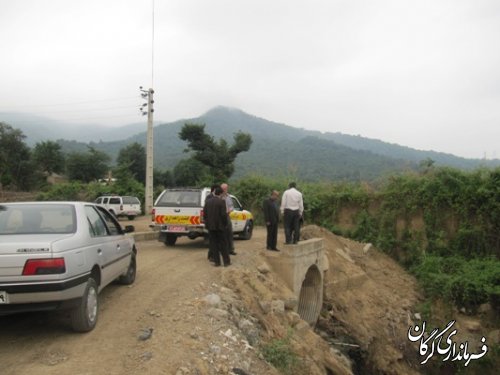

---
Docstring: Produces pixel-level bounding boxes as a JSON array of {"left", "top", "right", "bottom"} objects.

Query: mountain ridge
[{"left": 2, "top": 107, "right": 498, "bottom": 181}]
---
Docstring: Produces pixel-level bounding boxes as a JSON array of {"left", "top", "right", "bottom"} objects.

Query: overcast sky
[{"left": 1, "top": 0, "right": 499, "bottom": 159}]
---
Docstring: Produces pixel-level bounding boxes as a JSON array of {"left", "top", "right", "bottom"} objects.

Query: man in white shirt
[
  {"left": 280, "top": 182, "right": 304, "bottom": 244},
  {"left": 221, "top": 183, "right": 236, "bottom": 255}
]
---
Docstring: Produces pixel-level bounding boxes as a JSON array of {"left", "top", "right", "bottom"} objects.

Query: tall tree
[
  {"left": 32, "top": 140, "right": 65, "bottom": 174},
  {"left": 66, "top": 147, "right": 110, "bottom": 183},
  {"left": 116, "top": 142, "right": 146, "bottom": 183},
  {"left": 0, "top": 122, "right": 33, "bottom": 189},
  {"left": 179, "top": 123, "right": 252, "bottom": 181}
]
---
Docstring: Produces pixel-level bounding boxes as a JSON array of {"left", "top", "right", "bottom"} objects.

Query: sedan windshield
[{"left": 0, "top": 204, "right": 76, "bottom": 235}]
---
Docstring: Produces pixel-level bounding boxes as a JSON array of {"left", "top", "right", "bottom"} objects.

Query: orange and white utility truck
[{"left": 151, "top": 187, "right": 253, "bottom": 246}]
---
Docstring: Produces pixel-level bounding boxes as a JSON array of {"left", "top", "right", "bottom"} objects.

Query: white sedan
[{"left": 0, "top": 201, "right": 137, "bottom": 332}]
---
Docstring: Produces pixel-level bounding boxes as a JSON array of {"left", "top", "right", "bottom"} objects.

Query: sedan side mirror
[{"left": 124, "top": 225, "right": 135, "bottom": 233}]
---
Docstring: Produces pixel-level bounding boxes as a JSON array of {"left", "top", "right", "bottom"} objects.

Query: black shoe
[
  {"left": 229, "top": 252, "right": 237, "bottom": 255},
  {"left": 268, "top": 248, "right": 280, "bottom": 252},
  {"left": 213, "top": 263, "right": 221, "bottom": 267},
  {"left": 224, "top": 263, "right": 231, "bottom": 267}
]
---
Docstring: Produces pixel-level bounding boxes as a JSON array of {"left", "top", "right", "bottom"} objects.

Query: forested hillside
[{"left": 4, "top": 107, "right": 499, "bottom": 181}]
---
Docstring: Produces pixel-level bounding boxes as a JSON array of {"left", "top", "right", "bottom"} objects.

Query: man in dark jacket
[
  {"left": 263, "top": 190, "right": 280, "bottom": 251},
  {"left": 204, "top": 184, "right": 220, "bottom": 262},
  {"left": 203, "top": 186, "right": 230, "bottom": 267}
]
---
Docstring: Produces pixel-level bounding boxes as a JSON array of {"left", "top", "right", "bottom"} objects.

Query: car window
[
  {"left": 231, "top": 197, "right": 242, "bottom": 211},
  {"left": 96, "top": 206, "right": 122, "bottom": 235},
  {"left": 0, "top": 204, "right": 76, "bottom": 235},
  {"left": 122, "top": 196, "right": 140, "bottom": 205},
  {"left": 95, "top": 197, "right": 102, "bottom": 204},
  {"left": 157, "top": 191, "right": 200, "bottom": 207},
  {"left": 109, "top": 197, "right": 121, "bottom": 205},
  {"left": 85, "top": 206, "right": 109, "bottom": 236}
]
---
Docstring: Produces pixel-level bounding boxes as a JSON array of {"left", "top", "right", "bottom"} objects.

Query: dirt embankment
[{"left": 1, "top": 216, "right": 493, "bottom": 374}]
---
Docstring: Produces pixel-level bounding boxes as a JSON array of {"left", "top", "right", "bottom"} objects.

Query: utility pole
[{"left": 140, "top": 87, "right": 154, "bottom": 215}]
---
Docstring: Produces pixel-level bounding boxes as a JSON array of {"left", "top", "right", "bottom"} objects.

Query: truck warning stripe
[
  {"left": 230, "top": 212, "right": 250, "bottom": 221},
  {"left": 155, "top": 215, "right": 200, "bottom": 225}
]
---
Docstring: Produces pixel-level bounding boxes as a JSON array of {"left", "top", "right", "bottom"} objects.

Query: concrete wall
[{"left": 265, "top": 238, "right": 327, "bottom": 325}]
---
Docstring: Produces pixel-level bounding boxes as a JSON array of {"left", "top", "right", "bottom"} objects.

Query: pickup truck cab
[{"left": 151, "top": 188, "right": 253, "bottom": 246}]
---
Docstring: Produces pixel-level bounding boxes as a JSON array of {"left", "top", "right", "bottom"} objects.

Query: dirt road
[{"left": 0, "top": 219, "right": 273, "bottom": 375}]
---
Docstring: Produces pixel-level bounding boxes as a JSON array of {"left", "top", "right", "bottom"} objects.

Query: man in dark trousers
[
  {"left": 204, "top": 184, "right": 220, "bottom": 262},
  {"left": 263, "top": 190, "right": 280, "bottom": 251},
  {"left": 280, "top": 182, "right": 304, "bottom": 244},
  {"left": 203, "top": 186, "right": 230, "bottom": 267}
]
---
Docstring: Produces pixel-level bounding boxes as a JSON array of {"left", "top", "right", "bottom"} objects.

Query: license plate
[
  {"left": 0, "top": 291, "right": 8, "bottom": 304},
  {"left": 168, "top": 225, "right": 186, "bottom": 232}
]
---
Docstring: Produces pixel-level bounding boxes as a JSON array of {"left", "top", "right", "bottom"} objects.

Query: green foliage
[
  {"left": 173, "top": 157, "right": 210, "bottom": 187},
  {"left": 0, "top": 122, "right": 35, "bottom": 189},
  {"left": 37, "top": 181, "right": 87, "bottom": 201},
  {"left": 153, "top": 168, "right": 174, "bottom": 189},
  {"left": 116, "top": 142, "right": 146, "bottom": 183},
  {"left": 411, "top": 255, "right": 500, "bottom": 312},
  {"left": 261, "top": 335, "right": 299, "bottom": 373},
  {"left": 65, "top": 147, "right": 110, "bottom": 183},
  {"left": 32, "top": 140, "right": 65, "bottom": 174},
  {"left": 178, "top": 123, "right": 252, "bottom": 181},
  {"left": 232, "top": 175, "right": 285, "bottom": 224},
  {"left": 352, "top": 210, "right": 378, "bottom": 243}
]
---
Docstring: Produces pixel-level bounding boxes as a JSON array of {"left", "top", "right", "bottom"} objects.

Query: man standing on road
[
  {"left": 221, "top": 183, "right": 236, "bottom": 255},
  {"left": 280, "top": 182, "right": 304, "bottom": 244},
  {"left": 203, "top": 186, "right": 230, "bottom": 267},
  {"left": 263, "top": 190, "right": 280, "bottom": 251},
  {"left": 204, "top": 184, "right": 220, "bottom": 262}
]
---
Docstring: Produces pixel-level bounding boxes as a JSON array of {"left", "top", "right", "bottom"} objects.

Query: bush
[
  {"left": 411, "top": 255, "right": 500, "bottom": 312},
  {"left": 261, "top": 336, "right": 299, "bottom": 373},
  {"left": 37, "top": 182, "right": 87, "bottom": 201}
]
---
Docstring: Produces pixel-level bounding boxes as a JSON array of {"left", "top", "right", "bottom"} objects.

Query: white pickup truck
[{"left": 151, "top": 188, "right": 253, "bottom": 246}]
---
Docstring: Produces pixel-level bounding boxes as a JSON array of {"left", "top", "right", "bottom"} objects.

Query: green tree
[
  {"left": 0, "top": 122, "right": 33, "bottom": 189},
  {"left": 116, "top": 142, "right": 146, "bottom": 183},
  {"left": 173, "top": 158, "right": 210, "bottom": 187},
  {"left": 179, "top": 123, "right": 252, "bottom": 181},
  {"left": 153, "top": 168, "right": 175, "bottom": 188},
  {"left": 66, "top": 147, "right": 110, "bottom": 182},
  {"left": 32, "top": 140, "right": 65, "bottom": 174}
]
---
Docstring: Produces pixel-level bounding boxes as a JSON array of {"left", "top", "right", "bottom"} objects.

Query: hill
[
  {"left": 3, "top": 107, "right": 499, "bottom": 181},
  {"left": 0, "top": 112, "right": 146, "bottom": 143}
]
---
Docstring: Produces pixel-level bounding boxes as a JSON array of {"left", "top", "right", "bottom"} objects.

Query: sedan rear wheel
[{"left": 71, "top": 278, "right": 98, "bottom": 332}]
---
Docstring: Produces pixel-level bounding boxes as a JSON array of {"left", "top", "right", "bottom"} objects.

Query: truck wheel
[
  {"left": 165, "top": 234, "right": 177, "bottom": 246},
  {"left": 70, "top": 278, "right": 98, "bottom": 332},
  {"left": 127, "top": 215, "right": 135, "bottom": 220},
  {"left": 239, "top": 220, "right": 253, "bottom": 240}
]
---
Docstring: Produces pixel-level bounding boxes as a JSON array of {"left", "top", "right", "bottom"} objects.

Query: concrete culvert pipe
[{"left": 297, "top": 265, "right": 323, "bottom": 325}]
